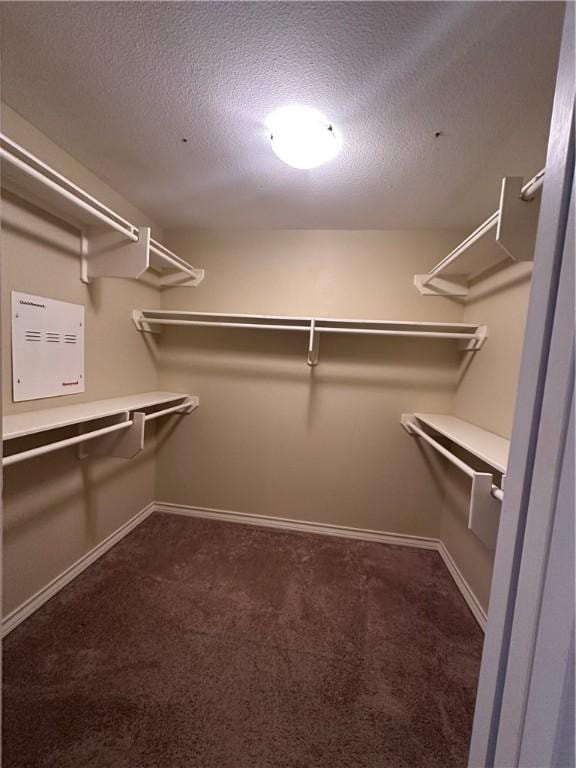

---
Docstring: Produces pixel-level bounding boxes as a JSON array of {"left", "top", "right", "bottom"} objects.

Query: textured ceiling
[{"left": 0, "top": 2, "right": 564, "bottom": 230}]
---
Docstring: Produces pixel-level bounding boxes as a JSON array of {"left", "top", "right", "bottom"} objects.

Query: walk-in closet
[{"left": 1, "top": 3, "right": 574, "bottom": 767}]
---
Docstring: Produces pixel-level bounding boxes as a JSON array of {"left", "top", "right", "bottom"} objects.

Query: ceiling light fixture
[{"left": 266, "top": 106, "right": 341, "bottom": 170}]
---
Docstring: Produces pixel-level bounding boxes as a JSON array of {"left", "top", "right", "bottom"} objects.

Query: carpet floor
[{"left": 3, "top": 513, "right": 484, "bottom": 767}]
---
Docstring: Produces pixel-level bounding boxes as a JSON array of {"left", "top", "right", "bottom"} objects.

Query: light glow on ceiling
[{"left": 266, "top": 106, "right": 341, "bottom": 170}]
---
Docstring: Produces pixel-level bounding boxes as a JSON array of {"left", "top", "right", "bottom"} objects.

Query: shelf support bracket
[
  {"left": 81, "top": 227, "right": 150, "bottom": 284},
  {"left": 413, "top": 274, "right": 469, "bottom": 297},
  {"left": 496, "top": 176, "right": 541, "bottom": 262},
  {"left": 159, "top": 268, "right": 205, "bottom": 288},
  {"left": 460, "top": 324, "right": 488, "bottom": 352},
  {"left": 132, "top": 309, "right": 160, "bottom": 335},
  {"left": 307, "top": 319, "right": 319, "bottom": 367},
  {"left": 78, "top": 412, "right": 145, "bottom": 459}
]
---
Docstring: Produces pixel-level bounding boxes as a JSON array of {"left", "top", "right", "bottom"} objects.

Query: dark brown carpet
[{"left": 3, "top": 513, "right": 483, "bottom": 768}]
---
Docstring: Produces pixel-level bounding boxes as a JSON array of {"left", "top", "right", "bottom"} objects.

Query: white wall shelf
[
  {"left": 2, "top": 391, "right": 198, "bottom": 466},
  {"left": 132, "top": 309, "right": 488, "bottom": 366},
  {"left": 415, "top": 171, "right": 545, "bottom": 297},
  {"left": 401, "top": 413, "right": 508, "bottom": 549},
  {"left": 412, "top": 413, "right": 509, "bottom": 474},
  {"left": 0, "top": 133, "right": 204, "bottom": 288}
]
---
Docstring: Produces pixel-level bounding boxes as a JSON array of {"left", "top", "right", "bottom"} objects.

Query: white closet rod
[
  {"left": 491, "top": 486, "right": 504, "bottom": 502},
  {"left": 137, "top": 317, "right": 478, "bottom": 340},
  {"left": 521, "top": 169, "right": 546, "bottom": 199},
  {"left": 0, "top": 141, "right": 138, "bottom": 242},
  {"left": 420, "top": 169, "right": 545, "bottom": 287},
  {"left": 409, "top": 421, "right": 503, "bottom": 500},
  {"left": 148, "top": 239, "right": 203, "bottom": 279},
  {"left": 140, "top": 318, "right": 311, "bottom": 332},
  {"left": 2, "top": 419, "right": 133, "bottom": 467},
  {"left": 144, "top": 402, "right": 192, "bottom": 421},
  {"left": 318, "top": 328, "right": 477, "bottom": 340}
]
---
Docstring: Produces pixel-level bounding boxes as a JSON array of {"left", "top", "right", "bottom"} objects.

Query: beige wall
[
  {"left": 1, "top": 107, "right": 162, "bottom": 614},
  {"left": 159, "top": 230, "right": 465, "bottom": 320},
  {"left": 441, "top": 261, "right": 533, "bottom": 610},
  {"left": 155, "top": 230, "right": 465, "bottom": 535},
  {"left": 454, "top": 261, "right": 532, "bottom": 438}
]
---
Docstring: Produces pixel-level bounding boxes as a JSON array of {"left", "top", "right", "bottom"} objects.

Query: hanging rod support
[{"left": 307, "top": 319, "right": 319, "bottom": 366}]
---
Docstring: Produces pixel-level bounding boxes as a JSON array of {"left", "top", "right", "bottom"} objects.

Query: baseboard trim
[
  {"left": 3, "top": 501, "right": 486, "bottom": 635},
  {"left": 437, "top": 541, "right": 487, "bottom": 630},
  {"left": 153, "top": 502, "right": 440, "bottom": 550},
  {"left": 2, "top": 502, "right": 156, "bottom": 637}
]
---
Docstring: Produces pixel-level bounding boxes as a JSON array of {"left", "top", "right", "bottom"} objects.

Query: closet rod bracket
[
  {"left": 463, "top": 324, "right": 488, "bottom": 351},
  {"left": 132, "top": 310, "right": 160, "bottom": 335},
  {"left": 81, "top": 227, "right": 151, "bottom": 284},
  {"left": 78, "top": 412, "right": 146, "bottom": 460},
  {"left": 307, "top": 319, "right": 320, "bottom": 367},
  {"left": 400, "top": 413, "right": 418, "bottom": 434},
  {"left": 159, "top": 268, "right": 206, "bottom": 288},
  {"left": 413, "top": 274, "right": 469, "bottom": 297}
]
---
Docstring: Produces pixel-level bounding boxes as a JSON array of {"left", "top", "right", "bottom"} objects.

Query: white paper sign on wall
[{"left": 11, "top": 292, "right": 85, "bottom": 402}]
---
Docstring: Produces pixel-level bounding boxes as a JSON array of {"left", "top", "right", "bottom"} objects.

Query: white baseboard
[
  {"left": 3, "top": 500, "right": 486, "bottom": 636},
  {"left": 2, "top": 502, "right": 155, "bottom": 637},
  {"left": 438, "top": 541, "right": 487, "bottom": 630},
  {"left": 153, "top": 502, "right": 440, "bottom": 550},
  {"left": 155, "top": 502, "right": 486, "bottom": 631}
]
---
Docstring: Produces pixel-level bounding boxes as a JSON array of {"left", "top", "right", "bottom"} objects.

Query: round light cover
[{"left": 267, "top": 106, "right": 341, "bottom": 169}]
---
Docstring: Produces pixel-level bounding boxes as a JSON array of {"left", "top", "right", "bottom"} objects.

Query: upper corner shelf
[
  {"left": 415, "top": 170, "right": 545, "bottom": 297},
  {"left": 132, "top": 309, "right": 488, "bottom": 366},
  {"left": 0, "top": 133, "right": 204, "bottom": 288}
]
